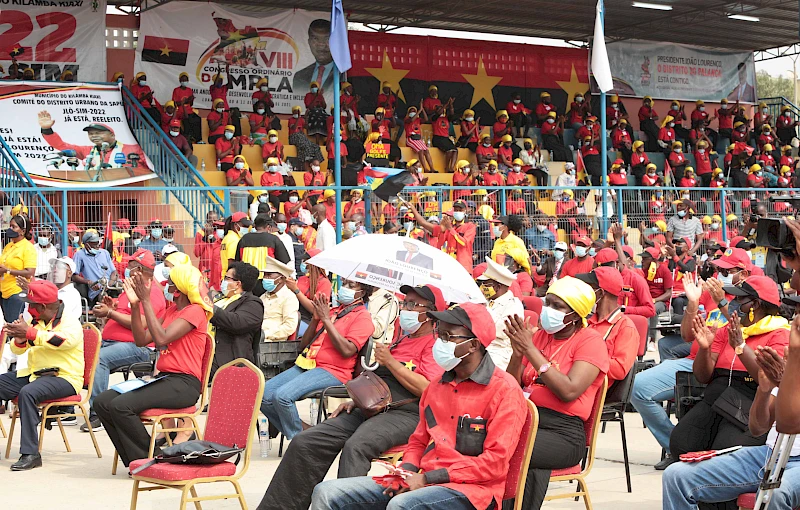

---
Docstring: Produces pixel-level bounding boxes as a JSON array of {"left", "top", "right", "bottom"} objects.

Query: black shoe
[
  {"left": 11, "top": 454, "right": 42, "bottom": 471},
  {"left": 155, "top": 432, "right": 177, "bottom": 448},
  {"left": 80, "top": 415, "right": 104, "bottom": 433},
  {"left": 655, "top": 454, "right": 677, "bottom": 470}
]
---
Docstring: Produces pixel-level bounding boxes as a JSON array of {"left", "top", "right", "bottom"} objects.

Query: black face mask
[
  {"left": 5, "top": 228, "right": 19, "bottom": 239},
  {"left": 675, "top": 247, "right": 684, "bottom": 256}
]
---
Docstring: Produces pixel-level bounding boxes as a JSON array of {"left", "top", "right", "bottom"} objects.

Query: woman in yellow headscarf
[
  {"left": 503, "top": 276, "right": 610, "bottom": 508},
  {"left": 94, "top": 264, "right": 213, "bottom": 464}
]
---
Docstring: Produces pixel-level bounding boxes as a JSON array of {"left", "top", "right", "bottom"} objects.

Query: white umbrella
[{"left": 307, "top": 234, "right": 485, "bottom": 304}]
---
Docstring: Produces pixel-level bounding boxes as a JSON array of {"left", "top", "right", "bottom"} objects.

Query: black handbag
[
  {"left": 711, "top": 387, "right": 753, "bottom": 431},
  {"left": 130, "top": 440, "right": 243, "bottom": 475}
]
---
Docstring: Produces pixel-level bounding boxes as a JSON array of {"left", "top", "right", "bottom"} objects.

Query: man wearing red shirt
[
  {"left": 506, "top": 91, "right": 532, "bottom": 138},
  {"left": 639, "top": 96, "right": 660, "bottom": 151},
  {"left": 476, "top": 134, "right": 496, "bottom": 167},
  {"left": 492, "top": 110, "right": 511, "bottom": 146},
  {"left": 497, "top": 135, "right": 515, "bottom": 170},
  {"left": 482, "top": 161, "right": 505, "bottom": 187},
  {"left": 690, "top": 100, "right": 710, "bottom": 128},
  {"left": 214, "top": 125, "right": 239, "bottom": 171},
  {"left": 194, "top": 215, "right": 223, "bottom": 291},
  {"left": 311, "top": 303, "right": 527, "bottom": 510},
  {"left": 667, "top": 141, "right": 688, "bottom": 179},
  {"left": 579, "top": 267, "right": 640, "bottom": 382},
  {"left": 693, "top": 140, "right": 714, "bottom": 186},
  {"left": 600, "top": 242, "right": 656, "bottom": 318},
  {"left": 251, "top": 77, "right": 274, "bottom": 110},
  {"left": 561, "top": 236, "right": 595, "bottom": 277},
  {"left": 776, "top": 106, "right": 799, "bottom": 145},
  {"left": 568, "top": 92, "right": 590, "bottom": 129},
  {"left": 171, "top": 72, "right": 201, "bottom": 142},
  {"left": 607, "top": 94, "right": 623, "bottom": 130},
  {"left": 431, "top": 100, "right": 458, "bottom": 173},
  {"left": 422, "top": 84, "right": 442, "bottom": 118},
  {"left": 411, "top": 200, "right": 476, "bottom": 273},
  {"left": 206, "top": 98, "right": 229, "bottom": 145},
  {"left": 716, "top": 98, "right": 735, "bottom": 139},
  {"left": 541, "top": 111, "right": 572, "bottom": 162},
  {"left": 640, "top": 246, "right": 673, "bottom": 347},
  {"left": 747, "top": 163, "right": 766, "bottom": 188},
  {"left": 535, "top": 91, "right": 555, "bottom": 127}
]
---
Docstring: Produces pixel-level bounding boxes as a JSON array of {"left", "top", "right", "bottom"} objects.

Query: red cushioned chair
[
  {"left": 521, "top": 296, "right": 543, "bottom": 315},
  {"left": 128, "top": 358, "right": 264, "bottom": 510},
  {"left": 523, "top": 310, "right": 539, "bottom": 329},
  {"left": 628, "top": 314, "right": 649, "bottom": 360},
  {"left": 737, "top": 491, "right": 799, "bottom": 509},
  {"left": 112, "top": 334, "right": 215, "bottom": 475},
  {"left": 544, "top": 377, "right": 609, "bottom": 510},
  {"left": 5, "top": 323, "right": 103, "bottom": 459}
]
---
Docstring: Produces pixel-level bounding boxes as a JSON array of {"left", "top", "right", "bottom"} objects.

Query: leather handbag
[
  {"left": 130, "top": 440, "right": 244, "bottom": 475},
  {"left": 712, "top": 386, "right": 753, "bottom": 431},
  {"left": 345, "top": 370, "right": 392, "bottom": 418}
]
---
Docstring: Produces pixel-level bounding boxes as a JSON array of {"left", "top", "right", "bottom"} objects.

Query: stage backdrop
[
  {"left": 591, "top": 40, "right": 757, "bottom": 103},
  {"left": 0, "top": 0, "right": 107, "bottom": 81},
  {"left": 135, "top": 3, "right": 331, "bottom": 114},
  {"left": 0, "top": 82, "right": 156, "bottom": 187}
]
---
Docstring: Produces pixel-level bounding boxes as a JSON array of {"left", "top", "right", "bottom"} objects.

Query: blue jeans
[
  {"left": 658, "top": 335, "right": 692, "bottom": 361},
  {"left": 2, "top": 293, "right": 26, "bottom": 323},
  {"left": 260, "top": 365, "right": 340, "bottom": 439},
  {"left": 89, "top": 340, "right": 152, "bottom": 413},
  {"left": 631, "top": 357, "right": 694, "bottom": 452},
  {"left": 663, "top": 444, "right": 800, "bottom": 509},
  {"left": 311, "top": 475, "right": 475, "bottom": 510}
]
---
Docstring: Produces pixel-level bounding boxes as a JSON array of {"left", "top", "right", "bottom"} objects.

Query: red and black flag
[
  {"left": 8, "top": 46, "right": 24, "bottom": 59},
  {"left": 141, "top": 36, "right": 189, "bottom": 66}
]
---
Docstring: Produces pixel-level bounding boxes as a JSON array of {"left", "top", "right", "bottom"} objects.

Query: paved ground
[{"left": 0, "top": 375, "right": 670, "bottom": 510}]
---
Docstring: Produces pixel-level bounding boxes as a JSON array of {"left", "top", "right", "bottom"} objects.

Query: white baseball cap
[
  {"left": 554, "top": 241, "right": 568, "bottom": 251},
  {"left": 49, "top": 256, "right": 76, "bottom": 273}
]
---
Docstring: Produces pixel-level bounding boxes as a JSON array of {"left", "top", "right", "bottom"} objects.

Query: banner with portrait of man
[
  {"left": 135, "top": 3, "right": 342, "bottom": 114},
  {"left": 0, "top": 82, "right": 156, "bottom": 187}
]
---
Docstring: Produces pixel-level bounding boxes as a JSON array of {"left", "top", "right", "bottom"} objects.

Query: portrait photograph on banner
[
  {"left": 0, "top": 82, "right": 156, "bottom": 186},
  {"left": 0, "top": 0, "right": 108, "bottom": 82},
  {"left": 135, "top": 3, "right": 337, "bottom": 114}
]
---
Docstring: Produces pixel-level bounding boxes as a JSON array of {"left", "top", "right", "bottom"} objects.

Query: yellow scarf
[
  {"left": 208, "top": 293, "right": 242, "bottom": 339},
  {"left": 741, "top": 315, "right": 790, "bottom": 340}
]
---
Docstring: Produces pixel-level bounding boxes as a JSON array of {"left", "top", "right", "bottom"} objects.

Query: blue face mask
[
  {"left": 164, "top": 285, "right": 175, "bottom": 302},
  {"left": 539, "top": 306, "right": 568, "bottom": 334},
  {"left": 299, "top": 262, "right": 308, "bottom": 275},
  {"left": 37, "top": 237, "right": 49, "bottom": 247},
  {"left": 677, "top": 210, "right": 687, "bottom": 218},
  {"left": 432, "top": 337, "right": 471, "bottom": 371},
  {"left": 588, "top": 248, "right": 596, "bottom": 257},
  {"left": 575, "top": 246, "right": 588, "bottom": 258},
  {"left": 399, "top": 310, "right": 425, "bottom": 334},
  {"left": 124, "top": 268, "right": 131, "bottom": 279},
  {"left": 277, "top": 222, "right": 287, "bottom": 233},
  {"left": 151, "top": 228, "right": 162, "bottom": 238},
  {"left": 133, "top": 238, "right": 141, "bottom": 247},
  {"left": 262, "top": 278, "right": 277, "bottom": 293},
  {"left": 337, "top": 286, "right": 358, "bottom": 305},
  {"left": 88, "top": 248, "right": 100, "bottom": 255}
]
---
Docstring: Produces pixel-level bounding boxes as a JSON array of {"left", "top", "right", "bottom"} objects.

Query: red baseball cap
[
  {"left": 729, "top": 235, "right": 755, "bottom": 250},
  {"left": 131, "top": 248, "right": 156, "bottom": 269},
  {"left": 575, "top": 236, "right": 592, "bottom": 247},
  {"left": 169, "top": 119, "right": 181, "bottom": 128},
  {"left": 25, "top": 280, "right": 59, "bottom": 304},
  {"left": 594, "top": 248, "right": 618, "bottom": 265},
  {"left": 116, "top": 218, "right": 130, "bottom": 229},
  {"left": 621, "top": 245, "right": 634, "bottom": 259},
  {"left": 231, "top": 212, "right": 253, "bottom": 226},
  {"left": 67, "top": 223, "right": 79, "bottom": 232},
  {"left": 712, "top": 247, "right": 751, "bottom": 270},
  {"left": 642, "top": 247, "right": 661, "bottom": 259},
  {"left": 132, "top": 227, "right": 146, "bottom": 236},
  {"left": 576, "top": 266, "right": 624, "bottom": 296},
  {"left": 400, "top": 284, "right": 446, "bottom": 312},
  {"left": 725, "top": 275, "right": 781, "bottom": 307},
  {"left": 427, "top": 302, "right": 496, "bottom": 347}
]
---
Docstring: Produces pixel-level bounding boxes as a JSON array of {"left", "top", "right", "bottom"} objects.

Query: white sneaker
[{"left": 647, "top": 340, "right": 657, "bottom": 352}]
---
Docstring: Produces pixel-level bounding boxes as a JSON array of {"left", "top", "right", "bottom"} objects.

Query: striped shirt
[{"left": 666, "top": 215, "right": 703, "bottom": 241}]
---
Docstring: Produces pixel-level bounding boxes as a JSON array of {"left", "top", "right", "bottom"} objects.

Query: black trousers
[
  {"left": 0, "top": 372, "right": 75, "bottom": 455},
  {"left": 542, "top": 134, "right": 573, "bottom": 163},
  {"left": 641, "top": 119, "right": 660, "bottom": 152},
  {"left": 512, "top": 407, "right": 586, "bottom": 510},
  {"left": 256, "top": 408, "right": 419, "bottom": 510},
  {"left": 94, "top": 372, "right": 200, "bottom": 467},
  {"left": 184, "top": 113, "right": 202, "bottom": 144}
]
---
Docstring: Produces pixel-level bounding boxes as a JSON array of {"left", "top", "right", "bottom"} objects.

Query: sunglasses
[
  {"left": 717, "top": 268, "right": 742, "bottom": 277},
  {"left": 439, "top": 331, "right": 475, "bottom": 344},
  {"left": 400, "top": 300, "right": 431, "bottom": 311}
]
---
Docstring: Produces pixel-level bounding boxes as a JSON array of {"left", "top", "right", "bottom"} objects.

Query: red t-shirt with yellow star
[{"left": 375, "top": 331, "right": 443, "bottom": 410}]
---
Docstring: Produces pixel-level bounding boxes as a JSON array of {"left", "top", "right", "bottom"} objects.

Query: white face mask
[
  {"left": 345, "top": 221, "right": 356, "bottom": 231},
  {"left": 554, "top": 250, "right": 565, "bottom": 261},
  {"left": 513, "top": 165, "right": 521, "bottom": 172},
  {"left": 699, "top": 107, "right": 705, "bottom": 112},
  {"left": 170, "top": 130, "right": 180, "bottom": 137},
  {"left": 293, "top": 113, "right": 300, "bottom": 118},
  {"left": 215, "top": 228, "right": 225, "bottom": 238},
  {"left": 269, "top": 136, "right": 278, "bottom": 143},
  {"left": 612, "top": 103, "right": 618, "bottom": 109},
  {"left": 453, "top": 211, "right": 465, "bottom": 222},
  {"left": 180, "top": 81, "right": 187, "bottom": 87},
  {"left": 493, "top": 226, "right": 502, "bottom": 237},
  {"left": 546, "top": 118, "right": 555, "bottom": 124},
  {"left": 669, "top": 123, "right": 675, "bottom": 128},
  {"left": 268, "top": 166, "right": 279, "bottom": 173},
  {"left": 216, "top": 107, "right": 224, "bottom": 113},
  {"left": 260, "top": 86, "right": 268, "bottom": 92},
  {"left": 465, "top": 117, "right": 474, "bottom": 122},
  {"left": 138, "top": 80, "right": 147, "bottom": 86},
  {"left": 711, "top": 222, "right": 720, "bottom": 230},
  {"left": 536, "top": 224, "right": 546, "bottom": 232},
  {"left": 311, "top": 87, "right": 318, "bottom": 93},
  {"left": 721, "top": 104, "right": 728, "bottom": 110},
  {"left": 289, "top": 196, "right": 299, "bottom": 203},
  {"left": 432, "top": 337, "right": 471, "bottom": 371},
  {"left": 409, "top": 112, "right": 416, "bottom": 118},
  {"left": 540, "top": 306, "right": 568, "bottom": 334},
  {"left": 786, "top": 112, "right": 792, "bottom": 118},
  {"left": 674, "top": 148, "right": 682, "bottom": 153},
  {"left": 235, "top": 162, "right": 245, "bottom": 170},
  {"left": 257, "top": 109, "right": 266, "bottom": 115},
  {"left": 576, "top": 97, "right": 584, "bottom": 103},
  {"left": 513, "top": 99, "right": 521, "bottom": 104},
  {"left": 575, "top": 246, "right": 588, "bottom": 257},
  {"left": 698, "top": 149, "right": 705, "bottom": 154},
  {"left": 312, "top": 165, "right": 320, "bottom": 172},
  {"left": 224, "top": 132, "right": 234, "bottom": 140},
  {"left": 718, "top": 273, "right": 734, "bottom": 286},
  {"left": 763, "top": 108, "right": 769, "bottom": 114}
]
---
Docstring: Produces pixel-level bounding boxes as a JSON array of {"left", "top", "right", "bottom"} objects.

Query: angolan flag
[{"left": 141, "top": 36, "right": 190, "bottom": 66}]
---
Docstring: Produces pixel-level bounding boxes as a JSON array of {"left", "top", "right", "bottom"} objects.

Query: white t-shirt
[
  {"left": 768, "top": 388, "right": 800, "bottom": 456},
  {"left": 277, "top": 232, "right": 296, "bottom": 278},
  {"left": 316, "top": 219, "right": 336, "bottom": 252}
]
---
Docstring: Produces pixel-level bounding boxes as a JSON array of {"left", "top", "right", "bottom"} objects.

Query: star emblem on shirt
[{"left": 403, "top": 360, "right": 417, "bottom": 371}]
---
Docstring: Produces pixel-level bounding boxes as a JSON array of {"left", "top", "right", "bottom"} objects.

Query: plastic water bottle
[
  {"left": 698, "top": 304, "right": 707, "bottom": 323},
  {"left": 258, "top": 415, "right": 271, "bottom": 457},
  {"left": 309, "top": 399, "right": 318, "bottom": 425},
  {"left": 200, "top": 158, "right": 206, "bottom": 171},
  {"left": 216, "top": 159, "right": 222, "bottom": 172}
]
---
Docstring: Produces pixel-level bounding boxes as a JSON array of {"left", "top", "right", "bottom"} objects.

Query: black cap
[
  {"left": 734, "top": 238, "right": 755, "bottom": 250},
  {"left": 288, "top": 218, "right": 307, "bottom": 226},
  {"left": 427, "top": 306, "right": 473, "bottom": 331},
  {"left": 489, "top": 215, "right": 509, "bottom": 225},
  {"left": 82, "top": 123, "right": 114, "bottom": 133},
  {"left": 782, "top": 295, "right": 800, "bottom": 307},
  {"left": 575, "top": 272, "right": 599, "bottom": 288}
]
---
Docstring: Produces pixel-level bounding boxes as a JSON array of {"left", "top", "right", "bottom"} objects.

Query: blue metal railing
[
  {"left": 761, "top": 96, "right": 800, "bottom": 139},
  {"left": 0, "top": 136, "right": 63, "bottom": 247},
  {"left": 120, "top": 85, "right": 223, "bottom": 227}
]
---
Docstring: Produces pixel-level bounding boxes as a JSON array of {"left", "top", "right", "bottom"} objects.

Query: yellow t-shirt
[
  {"left": 219, "top": 230, "right": 241, "bottom": 277},
  {"left": 0, "top": 238, "right": 37, "bottom": 298}
]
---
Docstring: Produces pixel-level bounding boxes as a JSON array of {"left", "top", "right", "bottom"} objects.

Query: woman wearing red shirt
[
  {"left": 535, "top": 91, "right": 555, "bottom": 126},
  {"left": 261, "top": 130, "right": 285, "bottom": 164},
  {"left": 732, "top": 121, "right": 749, "bottom": 144},
  {"left": 262, "top": 279, "right": 375, "bottom": 438},
  {"left": 608, "top": 160, "right": 628, "bottom": 186},
  {"left": 216, "top": 125, "right": 240, "bottom": 172},
  {"left": 753, "top": 102, "right": 772, "bottom": 134},
  {"left": 507, "top": 91, "right": 532, "bottom": 138},
  {"left": 194, "top": 216, "right": 223, "bottom": 291},
  {"left": 612, "top": 119, "right": 633, "bottom": 166},
  {"left": 776, "top": 106, "right": 798, "bottom": 146},
  {"left": 630, "top": 141, "right": 650, "bottom": 183},
  {"left": 694, "top": 140, "right": 715, "bottom": 186},
  {"left": 667, "top": 141, "right": 688, "bottom": 180},
  {"left": 206, "top": 98, "right": 229, "bottom": 145},
  {"left": 716, "top": 99, "right": 735, "bottom": 139},
  {"left": 757, "top": 126, "right": 776, "bottom": 152},
  {"left": 130, "top": 72, "right": 159, "bottom": 123},
  {"left": 249, "top": 101, "right": 273, "bottom": 140},
  {"left": 476, "top": 134, "right": 496, "bottom": 167},
  {"left": 658, "top": 116, "right": 676, "bottom": 154},
  {"left": 678, "top": 167, "right": 697, "bottom": 188},
  {"left": 492, "top": 110, "right": 512, "bottom": 146},
  {"left": 95, "top": 264, "right": 212, "bottom": 467},
  {"left": 506, "top": 159, "right": 528, "bottom": 186},
  {"left": 422, "top": 84, "right": 441, "bottom": 119},
  {"left": 541, "top": 112, "right": 573, "bottom": 163},
  {"left": 430, "top": 100, "right": 458, "bottom": 173},
  {"left": 251, "top": 77, "right": 274, "bottom": 112},
  {"left": 452, "top": 160, "right": 472, "bottom": 202},
  {"left": 671, "top": 276, "right": 789, "bottom": 457},
  {"left": 758, "top": 144, "right": 776, "bottom": 170},
  {"left": 288, "top": 106, "right": 306, "bottom": 135},
  {"left": 304, "top": 81, "right": 327, "bottom": 144},
  {"left": 639, "top": 96, "right": 660, "bottom": 151},
  {"left": 405, "top": 105, "right": 433, "bottom": 172},
  {"left": 209, "top": 64, "right": 232, "bottom": 109},
  {"left": 568, "top": 92, "right": 590, "bottom": 130},
  {"left": 458, "top": 109, "right": 481, "bottom": 152},
  {"left": 340, "top": 82, "right": 360, "bottom": 120},
  {"left": 506, "top": 277, "right": 609, "bottom": 508}
]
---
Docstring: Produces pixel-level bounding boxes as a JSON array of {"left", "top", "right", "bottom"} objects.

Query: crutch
[{"left": 754, "top": 433, "right": 797, "bottom": 509}]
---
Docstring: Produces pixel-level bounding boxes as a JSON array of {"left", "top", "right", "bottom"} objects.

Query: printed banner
[
  {"left": 0, "top": 0, "right": 107, "bottom": 82},
  {"left": 0, "top": 82, "right": 157, "bottom": 187},
  {"left": 135, "top": 3, "right": 332, "bottom": 113},
  {"left": 592, "top": 40, "right": 756, "bottom": 103}
]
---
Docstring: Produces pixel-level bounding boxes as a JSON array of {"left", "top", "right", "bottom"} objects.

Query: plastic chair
[
  {"left": 111, "top": 334, "right": 216, "bottom": 475},
  {"left": 521, "top": 296, "right": 543, "bottom": 315},
  {"left": 600, "top": 364, "right": 637, "bottom": 493},
  {"left": 628, "top": 314, "right": 650, "bottom": 361},
  {"left": 523, "top": 310, "right": 539, "bottom": 328},
  {"left": 128, "top": 359, "right": 264, "bottom": 510},
  {"left": 545, "top": 377, "right": 609, "bottom": 510},
  {"left": 5, "top": 323, "right": 103, "bottom": 459}
]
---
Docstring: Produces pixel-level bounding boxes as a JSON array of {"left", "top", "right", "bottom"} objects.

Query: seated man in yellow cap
[
  {"left": 1, "top": 280, "right": 84, "bottom": 471},
  {"left": 535, "top": 91, "right": 555, "bottom": 127},
  {"left": 476, "top": 257, "right": 524, "bottom": 370},
  {"left": 206, "top": 98, "right": 229, "bottom": 145},
  {"left": 541, "top": 111, "right": 573, "bottom": 163},
  {"left": 215, "top": 124, "right": 241, "bottom": 172},
  {"left": 172, "top": 72, "right": 201, "bottom": 142},
  {"left": 505, "top": 276, "right": 609, "bottom": 508}
]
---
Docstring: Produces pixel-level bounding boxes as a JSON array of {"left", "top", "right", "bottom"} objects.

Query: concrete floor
[{"left": 0, "top": 380, "right": 670, "bottom": 510}]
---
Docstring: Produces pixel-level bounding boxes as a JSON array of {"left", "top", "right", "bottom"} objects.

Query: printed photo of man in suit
[
  {"left": 728, "top": 60, "right": 756, "bottom": 103},
  {"left": 396, "top": 241, "right": 434, "bottom": 270},
  {"left": 293, "top": 19, "right": 337, "bottom": 95}
]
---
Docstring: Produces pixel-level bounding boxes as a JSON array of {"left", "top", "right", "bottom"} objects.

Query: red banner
[{"left": 347, "top": 32, "right": 589, "bottom": 125}]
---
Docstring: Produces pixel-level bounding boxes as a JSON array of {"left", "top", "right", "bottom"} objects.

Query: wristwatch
[
  {"left": 735, "top": 340, "right": 746, "bottom": 355},
  {"left": 293, "top": 288, "right": 301, "bottom": 295},
  {"left": 718, "top": 298, "right": 729, "bottom": 308},
  {"left": 538, "top": 362, "right": 553, "bottom": 375}
]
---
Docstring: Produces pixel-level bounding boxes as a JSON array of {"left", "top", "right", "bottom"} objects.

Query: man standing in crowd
[
  {"left": 81, "top": 249, "right": 165, "bottom": 432},
  {"left": 234, "top": 214, "right": 291, "bottom": 296},
  {"left": 476, "top": 257, "right": 524, "bottom": 371},
  {"left": 561, "top": 236, "right": 595, "bottom": 278},
  {"left": 640, "top": 246, "right": 673, "bottom": 352},
  {"left": 309, "top": 302, "right": 527, "bottom": 510},
  {"left": 259, "top": 257, "right": 299, "bottom": 341},
  {"left": 313, "top": 204, "right": 336, "bottom": 252},
  {"left": 666, "top": 200, "right": 704, "bottom": 258},
  {"left": 72, "top": 231, "right": 116, "bottom": 308},
  {"left": 34, "top": 226, "right": 58, "bottom": 279},
  {"left": 138, "top": 219, "right": 168, "bottom": 261},
  {"left": 408, "top": 200, "right": 476, "bottom": 273},
  {"left": 0, "top": 280, "right": 84, "bottom": 471}
]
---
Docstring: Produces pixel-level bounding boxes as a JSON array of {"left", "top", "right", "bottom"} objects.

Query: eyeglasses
[
  {"left": 439, "top": 331, "right": 475, "bottom": 344},
  {"left": 223, "top": 276, "right": 239, "bottom": 282},
  {"left": 717, "top": 268, "right": 742, "bottom": 277},
  {"left": 401, "top": 300, "right": 431, "bottom": 311}
]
